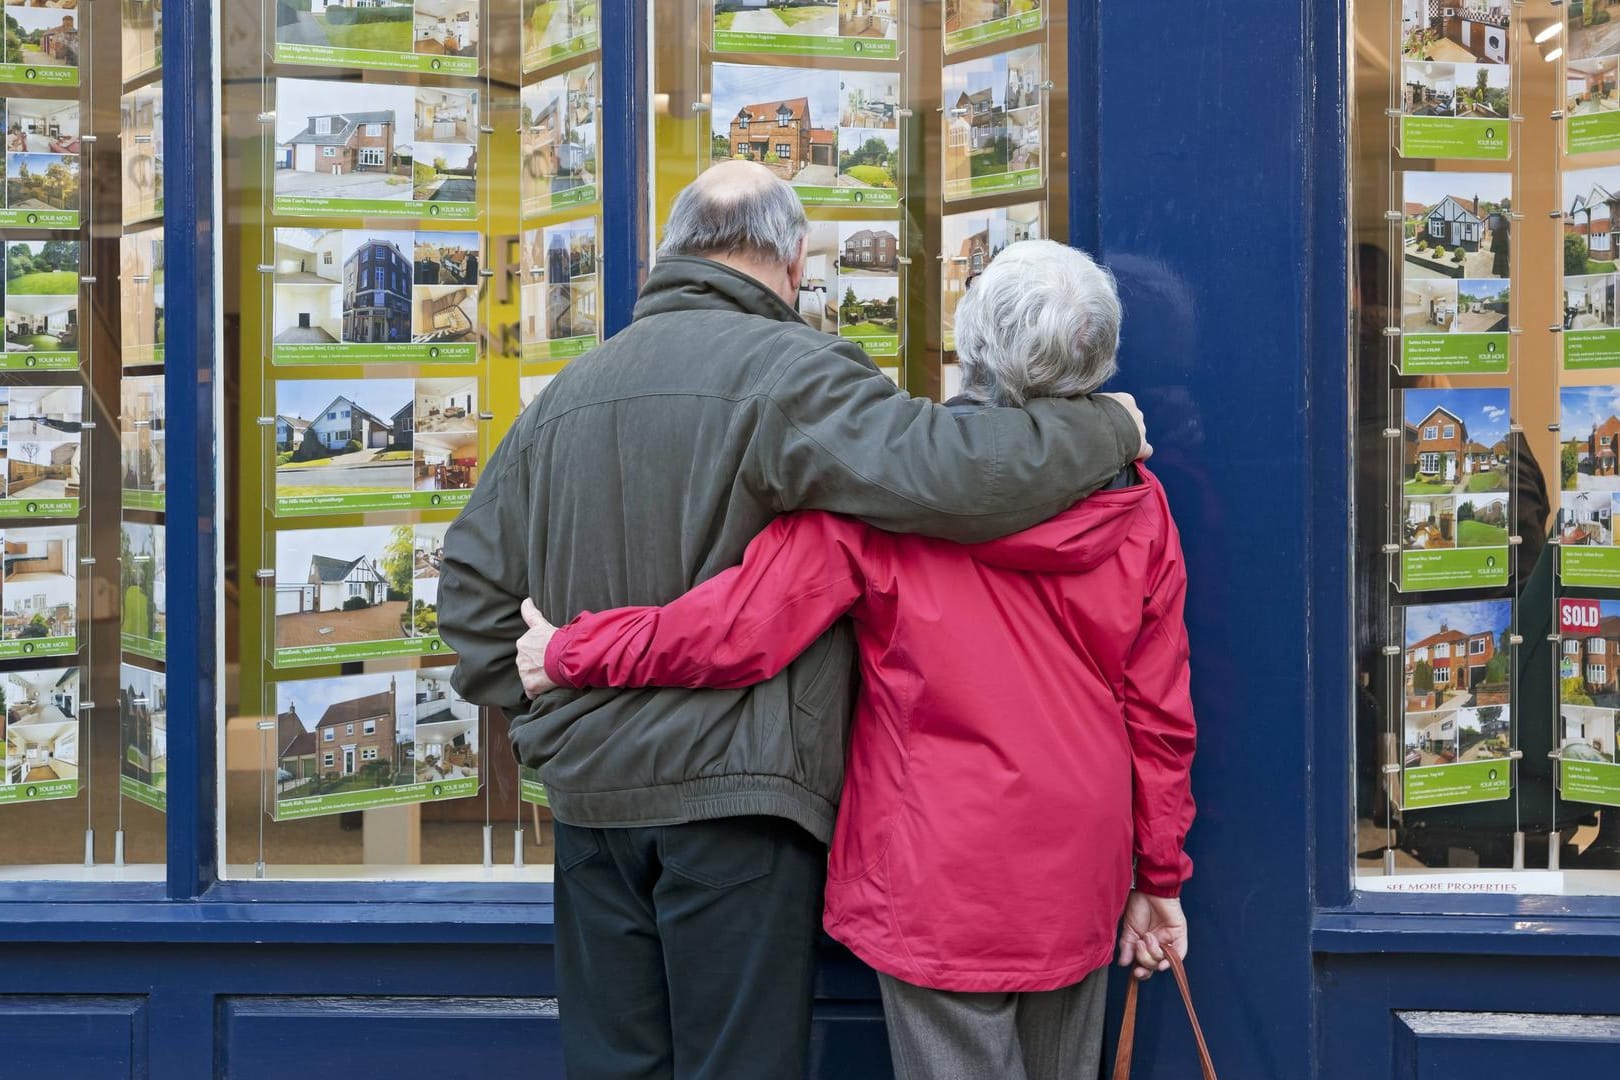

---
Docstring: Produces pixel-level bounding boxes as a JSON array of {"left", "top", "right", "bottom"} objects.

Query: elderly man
[{"left": 439, "top": 161, "right": 1148, "bottom": 1080}]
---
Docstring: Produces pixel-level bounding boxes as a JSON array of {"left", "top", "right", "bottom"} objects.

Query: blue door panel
[
  {"left": 218, "top": 997, "right": 564, "bottom": 1080},
  {"left": 0, "top": 996, "right": 147, "bottom": 1079},
  {"left": 808, "top": 1004, "right": 893, "bottom": 1080},
  {"left": 1393, "top": 1010, "right": 1620, "bottom": 1078}
]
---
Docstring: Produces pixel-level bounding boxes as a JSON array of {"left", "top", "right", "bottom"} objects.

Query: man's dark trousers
[{"left": 554, "top": 814, "right": 828, "bottom": 1080}]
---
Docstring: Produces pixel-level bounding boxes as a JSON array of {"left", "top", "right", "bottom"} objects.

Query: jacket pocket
[
  {"left": 787, "top": 623, "right": 856, "bottom": 793},
  {"left": 662, "top": 818, "right": 779, "bottom": 889}
]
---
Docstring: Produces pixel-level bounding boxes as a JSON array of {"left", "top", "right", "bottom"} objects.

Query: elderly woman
[{"left": 520, "top": 240, "right": 1197, "bottom": 1080}]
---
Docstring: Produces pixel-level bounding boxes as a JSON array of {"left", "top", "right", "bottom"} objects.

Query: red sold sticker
[{"left": 1561, "top": 598, "right": 1602, "bottom": 634}]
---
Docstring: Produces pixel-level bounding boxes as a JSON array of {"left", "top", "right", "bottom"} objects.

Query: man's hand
[
  {"left": 1099, "top": 391, "right": 1152, "bottom": 461},
  {"left": 517, "top": 598, "right": 561, "bottom": 698},
  {"left": 1116, "top": 891, "right": 1187, "bottom": 981}
]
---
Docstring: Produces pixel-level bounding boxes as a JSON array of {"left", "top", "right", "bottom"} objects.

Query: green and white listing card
[
  {"left": 273, "top": 670, "right": 480, "bottom": 822},
  {"left": 1400, "top": 600, "right": 1514, "bottom": 810},
  {"left": 1399, "top": 276, "right": 1510, "bottom": 374},
  {"left": 520, "top": 764, "right": 549, "bottom": 807},
  {"left": 0, "top": 384, "right": 81, "bottom": 519},
  {"left": 274, "top": 79, "right": 478, "bottom": 222},
  {"left": 1396, "top": 52, "right": 1510, "bottom": 159},
  {"left": 713, "top": 0, "right": 899, "bottom": 61},
  {"left": 273, "top": 377, "right": 479, "bottom": 519},
  {"left": 120, "top": 521, "right": 165, "bottom": 662},
  {"left": 3, "top": 239, "right": 81, "bottom": 370},
  {"left": 1558, "top": 384, "right": 1620, "bottom": 586},
  {"left": 0, "top": 525, "right": 78, "bottom": 661},
  {"left": 273, "top": 0, "right": 479, "bottom": 78},
  {"left": 1557, "top": 597, "right": 1620, "bottom": 806},
  {"left": 521, "top": 217, "right": 599, "bottom": 361},
  {"left": 520, "top": 63, "right": 600, "bottom": 218},
  {"left": 0, "top": 97, "right": 82, "bottom": 228},
  {"left": 522, "top": 0, "right": 599, "bottom": 72},
  {"left": 945, "top": 0, "right": 1041, "bottom": 54},
  {"left": 942, "top": 44, "right": 1043, "bottom": 203},
  {"left": 1567, "top": 51, "right": 1620, "bottom": 155},
  {"left": 0, "top": 666, "right": 80, "bottom": 805},
  {"left": 273, "top": 523, "right": 449, "bottom": 668},
  {"left": 1398, "top": 388, "right": 1512, "bottom": 591},
  {"left": 119, "top": 664, "right": 166, "bottom": 813},
  {"left": 271, "top": 228, "right": 481, "bottom": 366},
  {"left": 0, "top": 5, "right": 81, "bottom": 88}
]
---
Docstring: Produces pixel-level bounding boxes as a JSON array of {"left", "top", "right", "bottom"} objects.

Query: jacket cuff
[
  {"left": 1134, "top": 856, "right": 1189, "bottom": 899},
  {"left": 1132, "top": 878, "right": 1182, "bottom": 899},
  {"left": 544, "top": 623, "right": 583, "bottom": 690},
  {"left": 1094, "top": 394, "right": 1142, "bottom": 465}
]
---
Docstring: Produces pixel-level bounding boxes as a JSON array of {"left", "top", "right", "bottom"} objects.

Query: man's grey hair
[
  {"left": 954, "top": 240, "right": 1122, "bottom": 408},
  {"left": 658, "top": 164, "right": 809, "bottom": 265}
]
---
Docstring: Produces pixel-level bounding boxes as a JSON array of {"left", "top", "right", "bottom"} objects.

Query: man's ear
[{"left": 787, "top": 235, "right": 809, "bottom": 291}]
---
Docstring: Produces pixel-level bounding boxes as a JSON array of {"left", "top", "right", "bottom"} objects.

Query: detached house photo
[
  {"left": 1401, "top": 0, "right": 1510, "bottom": 65},
  {"left": 2, "top": 526, "right": 75, "bottom": 642},
  {"left": 275, "top": 379, "right": 415, "bottom": 501},
  {"left": 839, "top": 223, "right": 899, "bottom": 274},
  {"left": 274, "top": 79, "right": 412, "bottom": 205},
  {"left": 710, "top": 63, "right": 838, "bottom": 188},
  {"left": 940, "top": 203, "right": 1041, "bottom": 344},
  {"left": 274, "top": 524, "right": 413, "bottom": 655},
  {"left": 1402, "top": 387, "right": 1510, "bottom": 496},
  {"left": 275, "top": 672, "right": 412, "bottom": 803},
  {"left": 272, "top": 227, "right": 343, "bottom": 344},
  {"left": 1561, "top": 385, "right": 1620, "bottom": 493},
  {"left": 1404, "top": 170, "right": 1511, "bottom": 280},
  {"left": 4, "top": 668, "right": 78, "bottom": 787}
]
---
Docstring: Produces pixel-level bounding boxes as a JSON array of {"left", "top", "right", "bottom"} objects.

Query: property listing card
[
  {"left": 520, "top": 216, "right": 598, "bottom": 360},
  {"left": 709, "top": 63, "right": 900, "bottom": 208},
  {"left": 273, "top": 0, "right": 480, "bottom": 79},
  {"left": 1400, "top": 600, "right": 1514, "bottom": 809},
  {"left": 0, "top": 4, "right": 81, "bottom": 87},
  {"left": 272, "top": 669, "right": 479, "bottom": 821},
  {"left": 1398, "top": 388, "right": 1512, "bottom": 591},
  {"left": 942, "top": 45, "right": 1042, "bottom": 202},
  {"left": 1397, "top": 0, "right": 1511, "bottom": 160},
  {"left": 0, "top": 384, "right": 81, "bottom": 518},
  {"left": 1567, "top": 6, "right": 1620, "bottom": 154},
  {"left": 1564, "top": 165, "right": 1620, "bottom": 371},
  {"left": 713, "top": 0, "right": 899, "bottom": 62},
  {"left": 1400, "top": 171, "right": 1511, "bottom": 374},
  {"left": 794, "top": 219, "right": 903, "bottom": 358},
  {"left": 1559, "top": 385, "right": 1620, "bottom": 587},
  {"left": 273, "top": 522, "right": 449, "bottom": 667},
  {"left": 0, "top": 524, "right": 77, "bottom": 661},
  {"left": 1558, "top": 596, "right": 1620, "bottom": 807},
  {"left": 273, "top": 78, "right": 479, "bottom": 221},
  {"left": 2, "top": 238, "right": 81, "bottom": 370},
  {"left": 119, "top": 228, "right": 164, "bottom": 367},
  {"left": 119, "top": 520, "right": 165, "bottom": 662},
  {"left": 273, "top": 378, "right": 479, "bottom": 517},
  {"left": 118, "top": 663, "right": 165, "bottom": 813},
  {"left": 0, "top": 97, "right": 81, "bottom": 228},
  {"left": 122, "top": 0, "right": 163, "bottom": 85},
  {"left": 522, "top": 0, "right": 599, "bottom": 72},
  {"left": 940, "top": 202, "right": 1042, "bottom": 351},
  {"left": 271, "top": 227, "right": 481, "bottom": 365},
  {"left": 945, "top": 0, "right": 1041, "bottom": 54},
  {"left": 2, "top": 666, "right": 80, "bottom": 804},
  {"left": 121, "top": 374, "right": 166, "bottom": 510},
  {"left": 520, "top": 62, "right": 599, "bottom": 217},
  {"left": 120, "top": 84, "right": 162, "bottom": 226}
]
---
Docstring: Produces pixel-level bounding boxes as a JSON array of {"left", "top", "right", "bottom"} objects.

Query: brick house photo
[
  {"left": 342, "top": 232, "right": 412, "bottom": 344},
  {"left": 1561, "top": 385, "right": 1620, "bottom": 494},
  {"left": 7, "top": 8, "right": 80, "bottom": 69},
  {"left": 275, "top": 672, "right": 412, "bottom": 801},
  {"left": 1401, "top": 388, "right": 1510, "bottom": 496},
  {"left": 711, "top": 63, "right": 838, "bottom": 188},
  {"left": 1402, "top": 599, "right": 1512, "bottom": 768},
  {"left": 838, "top": 224, "right": 898, "bottom": 274}
]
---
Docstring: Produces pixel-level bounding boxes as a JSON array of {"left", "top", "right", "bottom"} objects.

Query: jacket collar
[{"left": 632, "top": 256, "right": 805, "bottom": 326}]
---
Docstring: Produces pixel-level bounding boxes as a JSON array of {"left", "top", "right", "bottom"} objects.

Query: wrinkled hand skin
[{"left": 516, "top": 598, "right": 559, "bottom": 697}]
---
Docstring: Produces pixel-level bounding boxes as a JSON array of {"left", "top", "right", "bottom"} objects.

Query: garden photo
[
  {"left": 837, "top": 126, "right": 898, "bottom": 191},
  {"left": 4, "top": 147, "right": 75, "bottom": 213},
  {"left": 522, "top": 0, "right": 597, "bottom": 70},
  {"left": 713, "top": 1, "right": 838, "bottom": 40},
  {"left": 837, "top": 274, "right": 899, "bottom": 343},
  {"left": 274, "top": 0, "right": 413, "bottom": 57},
  {"left": 119, "top": 521, "right": 165, "bottom": 656},
  {"left": 411, "top": 522, "right": 445, "bottom": 639}
]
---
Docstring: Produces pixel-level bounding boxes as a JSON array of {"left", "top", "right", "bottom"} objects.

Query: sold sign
[{"left": 1561, "top": 598, "right": 1602, "bottom": 634}]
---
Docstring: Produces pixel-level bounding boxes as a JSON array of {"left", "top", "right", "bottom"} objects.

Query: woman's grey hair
[
  {"left": 658, "top": 164, "right": 809, "bottom": 265},
  {"left": 954, "top": 240, "right": 1122, "bottom": 408}
]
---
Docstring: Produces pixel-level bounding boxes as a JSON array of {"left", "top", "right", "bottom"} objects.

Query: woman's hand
[
  {"left": 1116, "top": 891, "right": 1188, "bottom": 981},
  {"left": 517, "top": 598, "right": 561, "bottom": 697}
]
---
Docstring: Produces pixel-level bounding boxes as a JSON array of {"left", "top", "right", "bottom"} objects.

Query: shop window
[{"left": 1352, "top": 0, "right": 1620, "bottom": 891}]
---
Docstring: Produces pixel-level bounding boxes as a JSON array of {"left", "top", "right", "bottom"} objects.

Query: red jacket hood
[{"left": 966, "top": 468, "right": 1160, "bottom": 573}]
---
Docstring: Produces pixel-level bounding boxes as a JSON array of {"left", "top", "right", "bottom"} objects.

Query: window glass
[{"left": 1353, "top": 0, "right": 1620, "bottom": 891}]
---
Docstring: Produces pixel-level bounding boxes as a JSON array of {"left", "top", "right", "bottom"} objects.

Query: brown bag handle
[{"left": 1109, "top": 951, "right": 1218, "bottom": 1080}]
